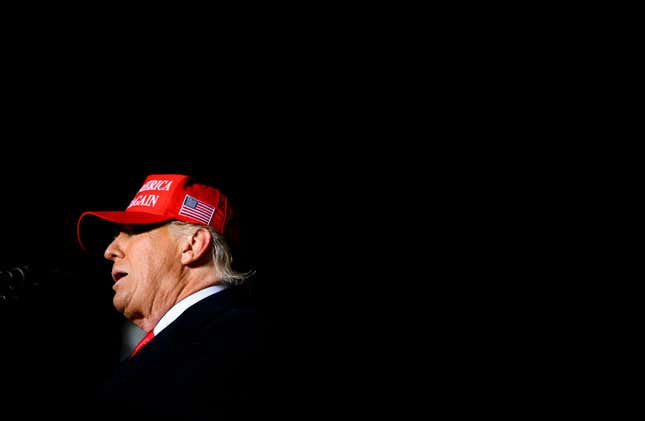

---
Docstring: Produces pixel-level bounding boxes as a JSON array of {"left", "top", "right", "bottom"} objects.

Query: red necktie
[{"left": 130, "top": 330, "right": 155, "bottom": 358}]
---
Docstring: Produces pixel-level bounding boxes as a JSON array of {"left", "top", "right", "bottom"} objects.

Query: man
[{"left": 76, "top": 173, "right": 265, "bottom": 419}]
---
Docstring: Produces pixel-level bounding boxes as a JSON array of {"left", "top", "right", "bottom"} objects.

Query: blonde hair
[{"left": 168, "top": 220, "right": 254, "bottom": 286}]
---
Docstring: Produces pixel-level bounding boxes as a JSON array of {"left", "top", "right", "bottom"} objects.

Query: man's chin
[{"left": 112, "top": 297, "right": 127, "bottom": 315}]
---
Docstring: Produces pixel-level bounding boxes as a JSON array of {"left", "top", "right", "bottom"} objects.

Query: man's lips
[{"left": 112, "top": 271, "right": 127, "bottom": 282}]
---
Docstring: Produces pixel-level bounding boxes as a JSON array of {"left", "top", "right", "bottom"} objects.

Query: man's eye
[
  {"left": 121, "top": 222, "right": 166, "bottom": 236},
  {"left": 122, "top": 225, "right": 149, "bottom": 235}
]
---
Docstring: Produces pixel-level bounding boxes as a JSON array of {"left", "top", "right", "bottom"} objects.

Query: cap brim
[{"left": 77, "top": 211, "right": 173, "bottom": 254}]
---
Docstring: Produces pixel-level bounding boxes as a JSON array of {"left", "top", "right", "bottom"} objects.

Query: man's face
[{"left": 103, "top": 223, "right": 181, "bottom": 323}]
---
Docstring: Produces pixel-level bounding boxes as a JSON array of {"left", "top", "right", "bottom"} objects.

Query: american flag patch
[{"left": 178, "top": 195, "right": 215, "bottom": 225}]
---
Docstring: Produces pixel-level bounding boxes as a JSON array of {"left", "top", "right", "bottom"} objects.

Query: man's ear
[{"left": 180, "top": 227, "right": 213, "bottom": 265}]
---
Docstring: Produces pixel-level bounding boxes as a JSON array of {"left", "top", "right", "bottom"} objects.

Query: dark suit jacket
[{"left": 94, "top": 286, "right": 269, "bottom": 420}]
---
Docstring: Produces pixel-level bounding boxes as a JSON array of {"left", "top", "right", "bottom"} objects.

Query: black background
[
  {"left": 0, "top": 37, "right": 355, "bottom": 413},
  {"left": 0, "top": 25, "right": 379, "bottom": 416}
]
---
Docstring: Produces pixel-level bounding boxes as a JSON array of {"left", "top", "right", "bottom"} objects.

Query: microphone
[{"left": 1, "top": 264, "right": 75, "bottom": 305}]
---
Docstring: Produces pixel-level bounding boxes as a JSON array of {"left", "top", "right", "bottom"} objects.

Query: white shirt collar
[{"left": 153, "top": 285, "right": 227, "bottom": 335}]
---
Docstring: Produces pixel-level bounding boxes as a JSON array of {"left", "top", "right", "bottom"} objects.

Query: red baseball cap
[{"left": 77, "top": 174, "right": 233, "bottom": 253}]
